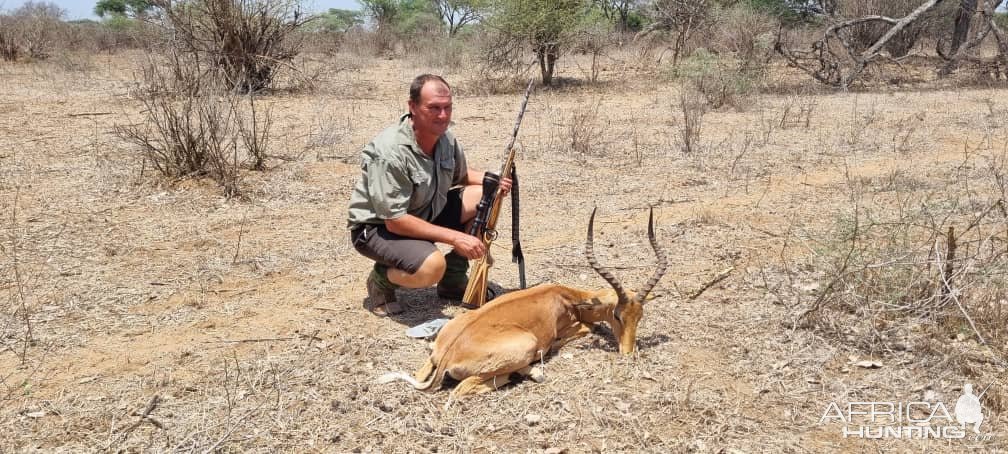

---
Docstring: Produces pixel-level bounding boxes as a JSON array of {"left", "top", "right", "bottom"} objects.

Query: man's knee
[{"left": 412, "top": 251, "right": 447, "bottom": 286}]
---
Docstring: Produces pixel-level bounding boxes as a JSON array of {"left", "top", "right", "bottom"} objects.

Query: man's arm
[{"left": 385, "top": 214, "right": 486, "bottom": 259}]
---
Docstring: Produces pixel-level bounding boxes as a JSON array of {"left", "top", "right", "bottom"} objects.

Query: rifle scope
[{"left": 469, "top": 172, "right": 500, "bottom": 237}]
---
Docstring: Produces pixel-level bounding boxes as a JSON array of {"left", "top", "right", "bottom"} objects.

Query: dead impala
[{"left": 378, "top": 207, "right": 668, "bottom": 396}]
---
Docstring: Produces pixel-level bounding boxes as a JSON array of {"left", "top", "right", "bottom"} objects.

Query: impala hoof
[{"left": 529, "top": 366, "right": 546, "bottom": 383}]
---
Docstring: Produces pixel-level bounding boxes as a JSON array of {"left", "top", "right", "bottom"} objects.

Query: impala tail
[{"left": 376, "top": 358, "right": 441, "bottom": 391}]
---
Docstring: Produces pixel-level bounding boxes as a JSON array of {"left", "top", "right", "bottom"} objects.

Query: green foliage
[
  {"left": 358, "top": 0, "right": 441, "bottom": 34},
  {"left": 395, "top": 0, "right": 441, "bottom": 35},
  {"left": 314, "top": 8, "right": 364, "bottom": 32},
  {"left": 431, "top": 0, "right": 487, "bottom": 35},
  {"left": 738, "top": 0, "right": 796, "bottom": 17},
  {"left": 94, "top": 0, "right": 152, "bottom": 18},
  {"left": 101, "top": 13, "right": 140, "bottom": 32},
  {"left": 487, "top": 0, "right": 590, "bottom": 85},
  {"left": 623, "top": 9, "right": 646, "bottom": 31},
  {"left": 490, "top": 0, "right": 584, "bottom": 42},
  {"left": 995, "top": 12, "right": 1008, "bottom": 31}
]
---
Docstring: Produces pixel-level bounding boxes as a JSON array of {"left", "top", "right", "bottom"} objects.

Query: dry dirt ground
[{"left": 2, "top": 49, "right": 1008, "bottom": 452}]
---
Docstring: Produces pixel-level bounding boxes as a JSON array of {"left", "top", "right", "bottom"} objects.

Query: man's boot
[
  {"left": 366, "top": 263, "right": 402, "bottom": 316},
  {"left": 436, "top": 252, "right": 469, "bottom": 300}
]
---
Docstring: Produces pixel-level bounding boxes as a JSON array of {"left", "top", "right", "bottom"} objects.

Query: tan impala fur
[{"left": 378, "top": 208, "right": 668, "bottom": 396}]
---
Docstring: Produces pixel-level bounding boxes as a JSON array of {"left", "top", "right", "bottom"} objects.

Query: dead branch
[
  {"left": 118, "top": 395, "right": 165, "bottom": 434},
  {"left": 985, "top": 4, "right": 1008, "bottom": 71},
  {"left": 67, "top": 112, "right": 113, "bottom": 117},
  {"left": 688, "top": 267, "right": 734, "bottom": 300},
  {"left": 777, "top": 0, "right": 947, "bottom": 88},
  {"left": 938, "top": 0, "right": 1005, "bottom": 76},
  {"left": 934, "top": 235, "right": 986, "bottom": 345},
  {"left": 203, "top": 337, "right": 297, "bottom": 344}
]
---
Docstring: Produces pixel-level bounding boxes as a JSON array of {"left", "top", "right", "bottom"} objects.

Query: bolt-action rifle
[{"left": 462, "top": 79, "right": 535, "bottom": 307}]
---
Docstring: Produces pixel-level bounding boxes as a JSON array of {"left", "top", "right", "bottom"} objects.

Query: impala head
[{"left": 583, "top": 207, "right": 668, "bottom": 354}]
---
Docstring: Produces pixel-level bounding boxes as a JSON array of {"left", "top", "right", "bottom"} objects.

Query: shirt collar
[{"left": 398, "top": 113, "right": 443, "bottom": 160}]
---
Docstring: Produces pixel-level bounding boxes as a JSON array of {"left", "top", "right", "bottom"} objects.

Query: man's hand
[
  {"left": 498, "top": 176, "right": 513, "bottom": 197},
  {"left": 466, "top": 169, "right": 512, "bottom": 197},
  {"left": 451, "top": 232, "right": 487, "bottom": 259},
  {"left": 387, "top": 215, "right": 486, "bottom": 258}
]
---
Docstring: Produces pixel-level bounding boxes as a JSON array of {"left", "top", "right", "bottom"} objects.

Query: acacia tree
[
  {"left": 315, "top": 8, "right": 363, "bottom": 32},
  {"left": 358, "top": 0, "right": 400, "bottom": 30},
  {"left": 488, "top": 0, "right": 588, "bottom": 86},
  {"left": 94, "top": 0, "right": 154, "bottom": 18},
  {"left": 430, "top": 0, "right": 485, "bottom": 35},
  {"left": 359, "top": 0, "right": 442, "bottom": 34},
  {"left": 594, "top": 0, "right": 638, "bottom": 32}
]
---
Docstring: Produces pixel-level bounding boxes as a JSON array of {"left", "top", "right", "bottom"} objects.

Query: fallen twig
[
  {"left": 119, "top": 395, "right": 165, "bottom": 434},
  {"left": 689, "top": 267, "right": 735, "bottom": 300},
  {"left": 204, "top": 333, "right": 321, "bottom": 344},
  {"left": 204, "top": 337, "right": 296, "bottom": 344}
]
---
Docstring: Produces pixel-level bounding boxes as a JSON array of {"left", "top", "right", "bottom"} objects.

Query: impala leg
[
  {"left": 515, "top": 364, "right": 546, "bottom": 383},
  {"left": 413, "top": 357, "right": 435, "bottom": 383},
  {"left": 550, "top": 323, "right": 592, "bottom": 353},
  {"left": 452, "top": 373, "right": 512, "bottom": 396}
]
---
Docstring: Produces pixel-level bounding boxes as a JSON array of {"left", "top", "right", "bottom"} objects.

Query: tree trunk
[
  {"left": 538, "top": 44, "right": 558, "bottom": 86},
  {"left": 950, "top": 0, "right": 977, "bottom": 54}
]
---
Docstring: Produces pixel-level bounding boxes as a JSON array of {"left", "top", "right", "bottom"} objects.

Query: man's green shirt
[{"left": 347, "top": 114, "right": 468, "bottom": 228}]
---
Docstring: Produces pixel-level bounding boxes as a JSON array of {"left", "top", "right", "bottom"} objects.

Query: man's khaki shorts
[{"left": 350, "top": 188, "right": 466, "bottom": 273}]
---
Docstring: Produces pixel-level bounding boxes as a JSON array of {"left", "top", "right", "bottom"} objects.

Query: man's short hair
[{"left": 409, "top": 74, "right": 450, "bottom": 104}]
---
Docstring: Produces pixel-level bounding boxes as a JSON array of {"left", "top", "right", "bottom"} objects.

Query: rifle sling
[{"left": 510, "top": 165, "right": 526, "bottom": 289}]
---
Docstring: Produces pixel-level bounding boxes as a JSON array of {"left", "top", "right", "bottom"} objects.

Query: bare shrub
[
  {"left": 778, "top": 90, "right": 818, "bottom": 129},
  {"left": 564, "top": 100, "right": 605, "bottom": 159},
  {"left": 151, "top": 0, "right": 311, "bottom": 92},
  {"left": 116, "top": 53, "right": 275, "bottom": 197},
  {"left": 638, "top": 0, "right": 714, "bottom": 65},
  {"left": 675, "top": 85, "right": 707, "bottom": 155},
  {"left": 407, "top": 33, "right": 472, "bottom": 73},
  {"left": 335, "top": 29, "right": 396, "bottom": 59},
  {"left": 0, "top": 16, "right": 20, "bottom": 61},
  {"left": 670, "top": 48, "right": 762, "bottom": 110},
  {"left": 466, "top": 29, "right": 530, "bottom": 94},
  {"left": 709, "top": 4, "right": 777, "bottom": 78},
  {"left": 571, "top": 18, "right": 615, "bottom": 83},
  {"left": 796, "top": 148, "right": 1008, "bottom": 361},
  {"left": 63, "top": 17, "right": 156, "bottom": 54},
  {"left": 0, "top": 1, "right": 66, "bottom": 61}
]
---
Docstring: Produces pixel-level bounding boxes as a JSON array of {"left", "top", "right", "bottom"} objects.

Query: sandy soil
[{"left": 1, "top": 48, "right": 1006, "bottom": 452}]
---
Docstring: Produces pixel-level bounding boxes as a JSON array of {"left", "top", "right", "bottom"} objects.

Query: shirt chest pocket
[{"left": 409, "top": 169, "right": 430, "bottom": 186}]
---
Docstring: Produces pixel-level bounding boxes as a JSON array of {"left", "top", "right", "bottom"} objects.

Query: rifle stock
[{"left": 462, "top": 79, "right": 535, "bottom": 307}]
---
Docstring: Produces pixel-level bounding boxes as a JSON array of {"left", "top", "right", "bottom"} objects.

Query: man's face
[{"left": 408, "top": 80, "right": 452, "bottom": 139}]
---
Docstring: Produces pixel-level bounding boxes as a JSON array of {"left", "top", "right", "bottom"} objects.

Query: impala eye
[{"left": 613, "top": 305, "right": 623, "bottom": 323}]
